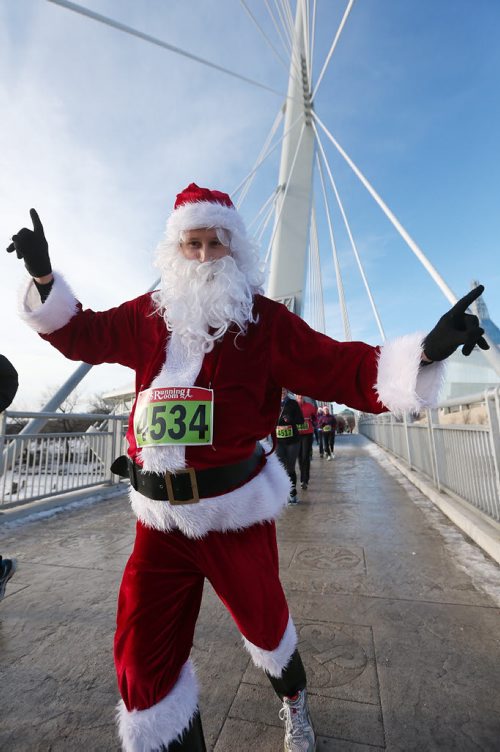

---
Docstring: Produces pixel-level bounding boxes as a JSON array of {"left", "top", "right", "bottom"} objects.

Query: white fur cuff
[
  {"left": 375, "top": 331, "right": 446, "bottom": 417},
  {"left": 116, "top": 660, "right": 199, "bottom": 752},
  {"left": 242, "top": 616, "right": 298, "bottom": 677},
  {"left": 18, "top": 271, "right": 79, "bottom": 334}
]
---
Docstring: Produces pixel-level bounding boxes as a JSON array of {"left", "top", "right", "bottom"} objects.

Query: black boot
[
  {"left": 161, "top": 711, "right": 207, "bottom": 751},
  {"left": 266, "top": 648, "right": 307, "bottom": 699}
]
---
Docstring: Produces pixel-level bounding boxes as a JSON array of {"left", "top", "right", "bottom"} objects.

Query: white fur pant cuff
[
  {"left": 116, "top": 660, "right": 199, "bottom": 752},
  {"left": 241, "top": 615, "right": 298, "bottom": 677}
]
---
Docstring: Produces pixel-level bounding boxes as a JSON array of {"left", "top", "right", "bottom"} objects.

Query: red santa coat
[
  {"left": 20, "top": 272, "right": 445, "bottom": 537},
  {"left": 297, "top": 400, "right": 317, "bottom": 434}
]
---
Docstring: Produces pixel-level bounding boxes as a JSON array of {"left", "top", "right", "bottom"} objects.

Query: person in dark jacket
[
  {"left": 276, "top": 389, "right": 304, "bottom": 504},
  {"left": 317, "top": 406, "right": 337, "bottom": 460},
  {"left": 0, "top": 353, "right": 18, "bottom": 413},
  {"left": 0, "top": 354, "right": 19, "bottom": 600}
]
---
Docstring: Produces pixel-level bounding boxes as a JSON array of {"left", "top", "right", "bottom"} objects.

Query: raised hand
[
  {"left": 6, "top": 209, "right": 52, "bottom": 279},
  {"left": 423, "top": 285, "right": 490, "bottom": 361}
]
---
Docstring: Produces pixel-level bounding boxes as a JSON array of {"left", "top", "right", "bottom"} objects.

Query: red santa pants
[{"left": 114, "top": 519, "right": 290, "bottom": 712}]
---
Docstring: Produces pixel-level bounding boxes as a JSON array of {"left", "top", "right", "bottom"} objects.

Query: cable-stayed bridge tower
[
  {"left": 266, "top": 1, "right": 314, "bottom": 315},
  {"left": 13, "top": 0, "right": 500, "bottom": 435}
]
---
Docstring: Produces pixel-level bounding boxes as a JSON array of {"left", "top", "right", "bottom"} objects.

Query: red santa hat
[{"left": 166, "top": 182, "right": 247, "bottom": 240}]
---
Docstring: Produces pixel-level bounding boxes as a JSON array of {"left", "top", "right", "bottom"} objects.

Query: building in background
[{"left": 440, "top": 283, "right": 500, "bottom": 401}]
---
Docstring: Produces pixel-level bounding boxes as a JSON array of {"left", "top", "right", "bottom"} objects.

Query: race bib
[
  {"left": 276, "top": 425, "right": 293, "bottom": 439},
  {"left": 322, "top": 424, "right": 332, "bottom": 432},
  {"left": 297, "top": 420, "right": 311, "bottom": 434},
  {"left": 134, "top": 386, "right": 214, "bottom": 448}
]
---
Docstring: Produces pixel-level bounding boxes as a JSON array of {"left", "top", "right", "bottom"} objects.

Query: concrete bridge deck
[{"left": 1, "top": 435, "right": 499, "bottom": 751}]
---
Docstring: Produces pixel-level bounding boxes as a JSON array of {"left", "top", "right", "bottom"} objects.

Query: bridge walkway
[{"left": 0, "top": 435, "right": 499, "bottom": 751}]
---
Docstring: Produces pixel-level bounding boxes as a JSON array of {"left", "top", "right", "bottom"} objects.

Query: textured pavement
[{"left": 1, "top": 434, "right": 499, "bottom": 751}]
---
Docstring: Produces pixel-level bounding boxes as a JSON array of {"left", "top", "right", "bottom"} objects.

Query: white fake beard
[
  {"left": 140, "top": 254, "right": 257, "bottom": 475},
  {"left": 153, "top": 253, "right": 257, "bottom": 353}
]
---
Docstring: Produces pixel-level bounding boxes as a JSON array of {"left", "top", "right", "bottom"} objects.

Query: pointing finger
[
  {"left": 30, "top": 208, "right": 44, "bottom": 235},
  {"left": 477, "top": 336, "right": 490, "bottom": 351},
  {"left": 6, "top": 241, "right": 16, "bottom": 253},
  {"left": 451, "top": 285, "right": 484, "bottom": 315}
]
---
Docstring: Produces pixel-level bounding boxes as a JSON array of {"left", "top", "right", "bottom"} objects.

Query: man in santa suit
[{"left": 7, "top": 184, "right": 488, "bottom": 752}]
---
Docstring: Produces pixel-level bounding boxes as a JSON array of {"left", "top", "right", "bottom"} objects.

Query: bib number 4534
[{"left": 149, "top": 403, "right": 209, "bottom": 441}]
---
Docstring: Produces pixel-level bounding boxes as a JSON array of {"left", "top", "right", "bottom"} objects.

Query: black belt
[{"left": 110, "top": 443, "right": 264, "bottom": 505}]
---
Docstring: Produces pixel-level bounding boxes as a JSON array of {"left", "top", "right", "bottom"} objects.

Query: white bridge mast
[{"left": 266, "top": 1, "right": 314, "bottom": 315}]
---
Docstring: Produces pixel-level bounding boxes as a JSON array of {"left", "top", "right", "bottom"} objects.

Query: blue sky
[{"left": 1, "top": 0, "right": 499, "bottom": 408}]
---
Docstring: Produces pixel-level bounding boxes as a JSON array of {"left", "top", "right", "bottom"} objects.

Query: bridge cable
[
  {"left": 312, "top": 111, "right": 459, "bottom": 305},
  {"left": 310, "top": 205, "right": 324, "bottom": 333},
  {"left": 234, "top": 107, "right": 285, "bottom": 207},
  {"left": 247, "top": 187, "right": 282, "bottom": 231},
  {"left": 286, "top": 0, "right": 307, "bottom": 83},
  {"left": 308, "top": 201, "right": 326, "bottom": 334},
  {"left": 264, "top": 0, "right": 302, "bottom": 84},
  {"left": 231, "top": 113, "right": 303, "bottom": 199},
  {"left": 264, "top": 121, "right": 307, "bottom": 266},
  {"left": 46, "top": 0, "right": 288, "bottom": 99},
  {"left": 309, "top": 0, "right": 318, "bottom": 76},
  {"left": 300, "top": 0, "right": 312, "bottom": 85},
  {"left": 239, "top": 0, "right": 291, "bottom": 72},
  {"left": 312, "top": 0, "right": 356, "bottom": 100},
  {"left": 313, "top": 123, "right": 386, "bottom": 341},
  {"left": 316, "top": 153, "right": 352, "bottom": 341},
  {"left": 275, "top": 0, "right": 294, "bottom": 42},
  {"left": 256, "top": 194, "right": 281, "bottom": 243},
  {"left": 281, "top": 0, "right": 296, "bottom": 39},
  {"left": 264, "top": 0, "right": 292, "bottom": 54},
  {"left": 314, "top": 206, "right": 327, "bottom": 334}
]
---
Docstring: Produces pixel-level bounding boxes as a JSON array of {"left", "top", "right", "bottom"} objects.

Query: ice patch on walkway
[
  {"left": 365, "top": 440, "right": 500, "bottom": 607},
  {"left": 0, "top": 486, "right": 125, "bottom": 531}
]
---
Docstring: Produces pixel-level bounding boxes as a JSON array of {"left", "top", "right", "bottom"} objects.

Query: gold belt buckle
[{"left": 165, "top": 467, "right": 200, "bottom": 505}]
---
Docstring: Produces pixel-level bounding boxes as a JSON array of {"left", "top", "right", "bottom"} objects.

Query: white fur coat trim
[
  {"left": 375, "top": 332, "right": 446, "bottom": 417},
  {"left": 130, "top": 446, "right": 290, "bottom": 538},
  {"left": 242, "top": 615, "right": 298, "bottom": 677},
  {"left": 139, "top": 333, "right": 203, "bottom": 474},
  {"left": 18, "top": 271, "right": 78, "bottom": 335},
  {"left": 116, "top": 660, "right": 198, "bottom": 752}
]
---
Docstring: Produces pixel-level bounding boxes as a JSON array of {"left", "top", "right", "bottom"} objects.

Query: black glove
[
  {"left": 6, "top": 208, "right": 52, "bottom": 278},
  {"left": 423, "top": 285, "right": 490, "bottom": 361}
]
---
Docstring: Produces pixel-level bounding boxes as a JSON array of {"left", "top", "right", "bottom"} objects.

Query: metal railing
[
  {"left": 0, "top": 411, "right": 128, "bottom": 507},
  {"left": 358, "top": 387, "right": 500, "bottom": 522}
]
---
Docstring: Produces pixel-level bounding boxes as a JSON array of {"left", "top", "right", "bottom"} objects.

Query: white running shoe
[{"left": 279, "top": 689, "right": 316, "bottom": 751}]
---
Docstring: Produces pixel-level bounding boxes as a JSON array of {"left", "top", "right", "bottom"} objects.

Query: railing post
[
  {"left": 390, "top": 413, "right": 396, "bottom": 455},
  {"left": 109, "top": 418, "right": 123, "bottom": 485},
  {"left": 404, "top": 411, "right": 412, "bottom": 468},
  {"left": 428, "top": 407, "right": 442, "bottom": 491},
  {"left": 485, "top": 387, "right": 500, "bottom": 516},
  {"left": 0, "top": 411, "right": 6, "bottom": 477}
]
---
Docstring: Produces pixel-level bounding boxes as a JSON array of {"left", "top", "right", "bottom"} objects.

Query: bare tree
[{"left": 86, "top": 393, "right": 112, "bottom": 415}]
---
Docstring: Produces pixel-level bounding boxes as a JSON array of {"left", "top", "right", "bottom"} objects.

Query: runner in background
[
  {"left": 318, "top": 406, "right": 337, "bottom": 461},
  {"left": 276, "top": 389, "right": 304, "bottom": 504},
  {"left": 296, "top": 395, "right": 317, "bottom": 491},
  {"left": 0, "top": 354, "right": 19, "bottom": 600}
]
